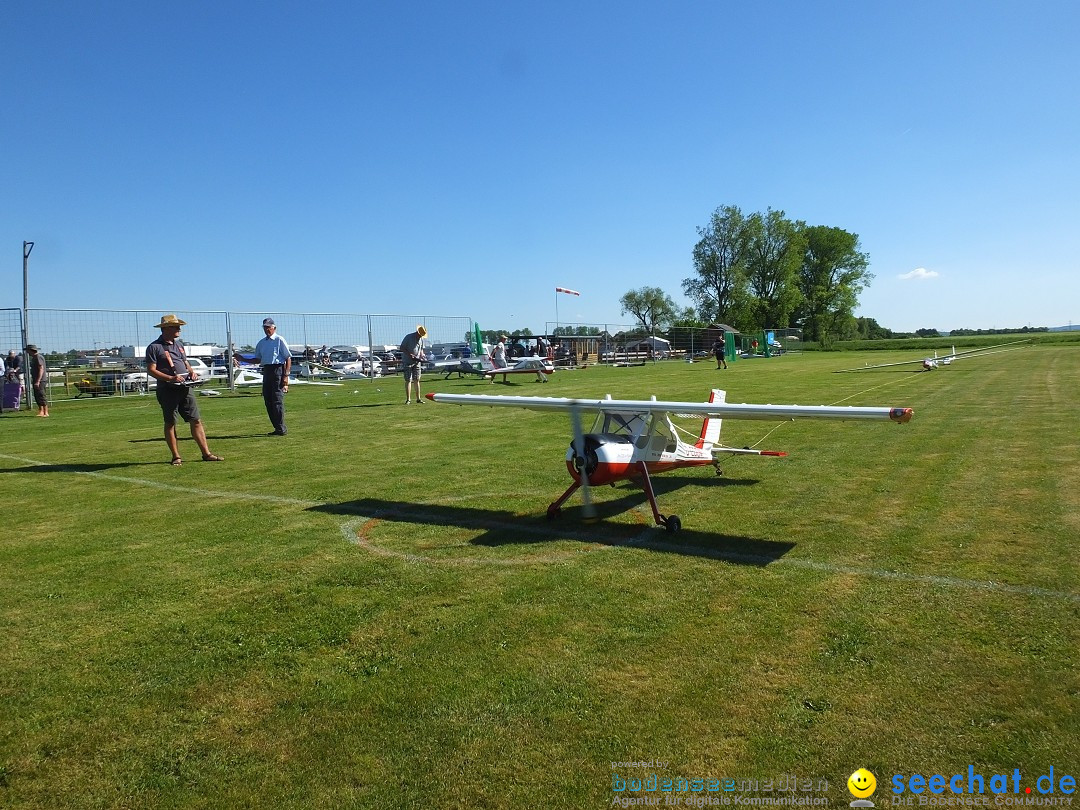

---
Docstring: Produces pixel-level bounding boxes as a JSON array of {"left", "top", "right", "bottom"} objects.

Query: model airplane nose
[
  {"left": 569, "top": 437, "right": 600, "bottom": 477},
  {"left": 889, "top": 408, "right": 914, "bottom": 423}
]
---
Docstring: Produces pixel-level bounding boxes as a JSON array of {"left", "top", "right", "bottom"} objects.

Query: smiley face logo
[{"left": 848, "top": 769, "right": 877, "bottom": 799}]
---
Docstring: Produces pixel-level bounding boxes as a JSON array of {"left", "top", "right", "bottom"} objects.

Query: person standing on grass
[
  {"left": 6, "top": 350, "right": 21, "bottom": 381},
  {"left": 712, "top": 333, "right": 727, "bottom": 369},
  {"left": 26, "top": 345, "right": 49, "bottom": 417},
  {"left": 145, "top": 315, "right": 223, "bottom": 466},
  {"left": 252, "top": 318, "right": 292, "bottom": 435},
  {"left": 399, "top": 325, "right": 427, "bottom": 404}
]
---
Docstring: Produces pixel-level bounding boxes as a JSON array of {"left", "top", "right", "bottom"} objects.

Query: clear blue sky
[{"left": 4, "top": 1, "right": 1077, "bottom": 333}]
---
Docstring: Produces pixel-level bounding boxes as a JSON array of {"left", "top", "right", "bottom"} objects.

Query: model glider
[
  {"left": 835, "top": 340, "right": 1030, "bottom": 372},
  {"left": 425, "top": 389, "right": 912, "bottom": 532}
]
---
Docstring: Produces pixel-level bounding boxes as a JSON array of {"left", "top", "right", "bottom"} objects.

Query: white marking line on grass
[
  {"left": 340, "top": 516, "right": 643, "bottom": 567},
  {"left": 615, "top": 536, "right": 1080, "bottom": 602},
  {"left": 4, "top": 452, "right": 1076, "bottom": 601},
  {"left": 829, "top": 372, "right": 923, "bottom": 406},
  {"left": 0, "top": 453, "right": 321, "bottom": 506}
]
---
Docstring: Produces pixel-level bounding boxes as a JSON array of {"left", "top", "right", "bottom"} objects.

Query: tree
[
  {"left": 553, "top": 325, "right": 601, "bottom": 336},
  {"left": 855, "top": 317, "right": 893, "bottom": 340},
  {"left": 796, "top": 225, "right": 872, "bottom": 345},
  {"left": 477, "top": 328, "right": 533, "bottom": 343},
  {"left": 744, "top": 209, "right": 805, "bottom": 330},
  {"left": 619, "top": 287, "right": 677, "bottom": 336},
  {"left": 682, "top": 205, "right": 750, "bottom": 325},
  {"left": 670, "top": 306, "right": 706, "bottom": 329}
]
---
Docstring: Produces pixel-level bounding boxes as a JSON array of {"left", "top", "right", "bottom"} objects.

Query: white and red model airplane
[
  {"left": 425, "top": 389, "right": 913, "bottom": 532},
  {"left": 455, "top": 324, "right": 555, "bottom": 382},
  {"left": 480, "top": 353, "right": 555, "bottom": 383},
  {"left": 836, "top": 340, "right": 1029, "bottom": 372}
]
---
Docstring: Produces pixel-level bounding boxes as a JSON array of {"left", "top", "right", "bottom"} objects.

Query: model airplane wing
[{"left": 425, "top": 392, "right": 912, "bottom": 423}]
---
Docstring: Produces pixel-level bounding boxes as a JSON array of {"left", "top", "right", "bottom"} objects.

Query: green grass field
[{"left": 2, "top": 346, "right": 1077, "bottom": 809}]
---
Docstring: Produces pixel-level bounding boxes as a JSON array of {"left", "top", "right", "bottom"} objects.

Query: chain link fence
[
  {"left": 542, "top": 322, "right": 803, "bottom": 364},
  {"left": 21, "top": 309, "right": 473, "bottom": 403}
]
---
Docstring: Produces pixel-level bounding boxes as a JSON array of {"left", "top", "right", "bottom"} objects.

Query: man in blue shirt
[{"left": 252, "top": 317, "right": 292, "bottom": 435}]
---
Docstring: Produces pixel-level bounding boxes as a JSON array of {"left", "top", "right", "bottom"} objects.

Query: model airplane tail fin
[{"left": 696, "top": 389, "right": 725, "bottom": 448}]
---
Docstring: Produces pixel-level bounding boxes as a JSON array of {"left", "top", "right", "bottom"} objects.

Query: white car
[
  {"left": 186, "top": 358, "right": 213, "bottom": 378},
  {"left": 122, "top": 358, "right": 214, "bottom": 392},
  {"left": 122, "top": 372, "right": 153, "bottom": 392}
]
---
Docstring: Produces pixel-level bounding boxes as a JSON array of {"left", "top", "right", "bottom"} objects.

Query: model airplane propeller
[
  {"left": 835, "top": 340, "right": 1030, "bottom": 372},
  {"left": 426, "top": 389, "right": 913, "bottom": 532}
]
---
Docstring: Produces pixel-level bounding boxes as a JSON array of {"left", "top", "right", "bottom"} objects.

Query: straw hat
[
  {"left": 416, "top": 325, "right": 428, "bottom": 338},
  {"left": 155, "top": 314, "right": 187, "bottom": 329}
]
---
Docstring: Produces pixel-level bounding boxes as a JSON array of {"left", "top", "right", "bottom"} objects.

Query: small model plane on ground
[
  {"left": 835, "top": 340, "right": 1030, "bottom": 372},
  {"left": 481, "top": 354, "right": 554, "bottom": 383},
  {"left": 454, "top": 323, "right": 555, "bottom": 382},
  {"left": 436, "top": 354, "right": 554, "bottom": 381},
  {"left": 425, "top": 388, "right": 912, "bottom": 532}
]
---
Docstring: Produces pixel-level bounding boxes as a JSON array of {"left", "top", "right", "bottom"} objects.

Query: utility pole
[{"left": 22, "top": 241, "right": 34, "bottom": 411}]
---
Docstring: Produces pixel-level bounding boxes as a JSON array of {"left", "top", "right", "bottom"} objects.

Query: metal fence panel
[{"left": 24, "top": 308, "right": 473, "bottom": 402}]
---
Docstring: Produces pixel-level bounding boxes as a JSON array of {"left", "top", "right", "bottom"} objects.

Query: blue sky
[{"left": 3, "top": 1, "right": 1077, "bottom": 333}]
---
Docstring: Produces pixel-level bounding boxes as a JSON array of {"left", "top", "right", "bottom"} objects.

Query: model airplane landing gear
[
  {"left": 547, "top": 480, "right": 580, "bottom": 520},
  {"left": 633, "top": 462, "right": 681, "bottom": 532}
]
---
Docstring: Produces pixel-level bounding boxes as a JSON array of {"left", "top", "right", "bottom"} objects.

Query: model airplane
[
  {"left": 481, "top": 354, "right": 555, "bottom": 383},
  {"left": 456, "top": 323, "right": 555, "bottom": 382},
  {"left": 425, "top": 388, "right": 913, "bottom": 532},
  {"left": 835, "top": 340, "right": 1030, "bottom": 372},
  {"left": 225, "top": 366, "right": 342, "bottom": 388}
]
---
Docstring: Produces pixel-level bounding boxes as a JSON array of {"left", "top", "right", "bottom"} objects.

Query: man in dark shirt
[
  {"left": 26, "top": 345, "right": 49, "bottom": 417},
  {"left": 145, "top": 314, "right": 223, "bottom": 466},
  {"left": 713, "top": 333, "right": 728, "bottom": 370}
]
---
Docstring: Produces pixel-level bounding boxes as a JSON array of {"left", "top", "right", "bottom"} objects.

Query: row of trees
[{"left": 620, "top": 205, "right": 874, "bottom": 345}]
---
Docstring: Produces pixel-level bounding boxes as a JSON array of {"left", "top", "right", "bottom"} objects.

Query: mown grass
[{"left": 1, "top": 347, "right": 1077, "bottom": 808}]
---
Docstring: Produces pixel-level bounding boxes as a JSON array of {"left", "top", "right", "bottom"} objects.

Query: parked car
[
  {"left": 186, "top": 358, "right": 213, "bottom": 378},
  {"left": 122, "top": 372, "right": 153, "bottom": 392}
]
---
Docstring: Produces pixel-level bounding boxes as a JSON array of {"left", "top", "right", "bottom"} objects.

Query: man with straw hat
[
  {"left": 145, "top": 314, "right": 223, "bottom": 466},
  {"left": 399, "top": 324, "right": 428, "bottom": 404}
]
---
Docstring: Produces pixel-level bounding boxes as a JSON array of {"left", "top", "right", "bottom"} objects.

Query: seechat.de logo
[{"left": 890, "top": 767, "right": 1076, "bottom": 796}]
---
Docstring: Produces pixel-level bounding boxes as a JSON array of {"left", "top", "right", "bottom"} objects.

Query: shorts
[
  {"left": 32, "top": 383, "right": 48, "bottom": 406},
  {"left": 403, "top": 363, "right": 422, "bottom": 382},
  {"left": 156, "top": 383, "right": 201, "bottom": 425}
]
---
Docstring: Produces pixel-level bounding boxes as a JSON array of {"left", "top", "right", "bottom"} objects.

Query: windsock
[
  {"left": 473, "top": 323, "right": 484, "bottom": 356},
  {"left": 555, "top": 287, "right": 580, "bottom": 296}
]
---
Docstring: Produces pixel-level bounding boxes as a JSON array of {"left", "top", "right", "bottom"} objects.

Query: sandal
[
  {"left": 201, "top": 453, "right": 224, "bottom": 462},
  {"left": 170, "top": 457, "right": 183, "bottom": 466}
]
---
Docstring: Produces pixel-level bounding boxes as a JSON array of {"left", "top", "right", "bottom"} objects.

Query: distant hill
[{"left": 1049, "top": 325, "right": 1080, "bottom": 332}]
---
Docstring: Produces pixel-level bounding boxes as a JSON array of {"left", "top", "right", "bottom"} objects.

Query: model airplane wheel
[{"left": 664, "top": 515, "right": 682, "bottom": 533}]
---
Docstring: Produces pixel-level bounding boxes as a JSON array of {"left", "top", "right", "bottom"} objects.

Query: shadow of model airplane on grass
[{"left": 309, "top": 488, "right": 796, "bottom": 567}]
